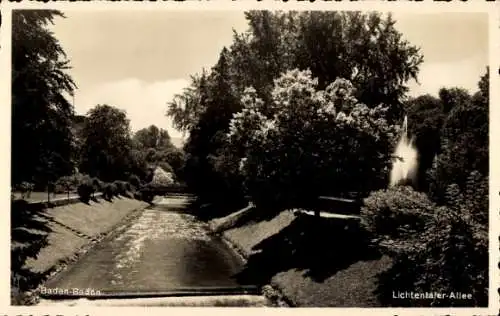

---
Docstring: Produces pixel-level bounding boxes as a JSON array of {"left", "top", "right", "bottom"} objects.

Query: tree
[
  {"left": 404, "top": 94, "right": 445, "bottom": 191},
  {"left": 79, "top": 105, "right": 133, "bottom": 182},
  {"left": 225, "top": 70, "right": 398, "bottom": 213},
  {"left": 12, "top": 10, "right": 76, "bottom": 188},
  {"left": 167, "top": 11, "right": 423, "bottom": 206},
  {"left": 181, "top": 47, "right": 244, "bottom": 205},
  {"left": 132, "top": 125, "right": 185, "bottom": 179},
  {"left": 427, "top": 69, "right": 488, "bottom": 202},
  {"left": 133, "top": 125, "right": 173, "bottom": 150}
]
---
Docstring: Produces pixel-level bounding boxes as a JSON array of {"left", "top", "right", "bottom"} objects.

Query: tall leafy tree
[
  {"left": 167, "top": 10, "right": 423, "bottom": 205},
  {"left": 428, "top": 69, "right": 489, "bottom": 202},
  {"left": 405, "top": 94, "right": 445, "bottom": 191},
  {"left": 182, "top": 47, "right": 244, "bottom": 204},
  {"left": 133, "top": 125, "right": 173, "bottom": 150},
  {"left": 12, "top": 10, "right": 76, "bottom": 188},
  {"left": 79, "top": 105, "right": 133, "bottom": 182},
  {"left": 294, "top": 11, "right": 422, "bottom": 120}
]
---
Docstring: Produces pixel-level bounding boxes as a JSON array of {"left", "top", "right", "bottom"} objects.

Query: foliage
[
  {"left": 225, "top": 70, "right": 397, "bottom": 211},
  {"left": 360, "top": 186, "right": 435, "bottom": 242},
  {"left": 12, "top": 10, "right": 77, "bottom": 188},
  {"left": 131, "top": 125, "right": 184, "bottom": 180},
  {"left": 128, "top": 174, "right": 141, "bottom": 189},
  {"left": 91, "top": 177, "right": 104, "bottom": 193},
  {"left": 79, "top": 105, "right": 133, "bottom": 182},
  {"left": 167, "top": 11, "right": 422, "bottom": 206},
  {"left": 113, "top": 180, "right": 129, "bottom": 196},
  {"left": 366, "top": 180, "right": 487, "bottom": 306},
  {"left": 16, "top": 182, "right": 35, "bottom": 199},
  {"left": 150, "top": 167, "right": 175, "bottom": 186},
  {"left": 133, "top": 125, "right": 173, "bottom": 150},
  {"left": 54, "top": 175, "right": 79, "bottom": 196},
  {"left": 427, "top": 69, "right": 488, "bottom": 202},
  {"left": 77, "top": 177, "right": 94, "bottom": 203},
  {"left": 102, "top": 182, "right": 117, "bottom": 201},
  {"left": 404, "top": 94, "right": 445, "bottom": 191}
]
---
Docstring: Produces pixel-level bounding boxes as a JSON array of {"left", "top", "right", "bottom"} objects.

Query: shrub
[
  {"left": 55, "top": 175, "right": 79, "bottom": 197},
  {"left": 128, "top": 174, "right": 141, "bottom": 189},
  {"left": 360, "top": 186, "right": 436, "bottom": 244},
  {"left": 377, "top": 206, "right": 487, "bottom": 307},
  {"left": 91, "top": 178, "right": 104, "bottom": 193},
  {"left": 133, "top": 191, "right": 143, "bottom": 201},
  {"left": 113, "top": 180, "right": 128, "bottom": 196},
  {"left": 77, "top": 179, "right": 94, "bottom": 203},
  {"left": 17, "top": 182, "right": 34, "bottom": 199},
  {"left": 365, "top": 184, "right": 488, "bottom": 307},
  {"left": 102, "top": 183, "right": 115, "bottom": 201},
  {"left": 109, "top": 182, "right": 119, "bottom": 197},
  {"left": 141, "top": 190, "right": 154, "bottom": 204}
]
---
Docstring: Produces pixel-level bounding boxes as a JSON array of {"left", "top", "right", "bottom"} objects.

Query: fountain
[{"left": 389, "top": 115, "right": 418, "bottom": 187}]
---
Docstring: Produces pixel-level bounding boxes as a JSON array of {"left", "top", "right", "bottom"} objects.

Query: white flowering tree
[
  {"left": 150, "top": 167, "right": 175, "bottom": 186},
  {"left": 223, "top": 69, "right": 398, "bottom": 212}
]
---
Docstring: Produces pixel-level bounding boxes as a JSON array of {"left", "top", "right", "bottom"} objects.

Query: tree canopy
[
  {"left": 167, "top": 11, "right": 423, "bottom": 206},
  {"left": 79, "top": 105, "right": 133, "bottom": 182},
  {"left": 12, "top": 10, "right": 76, "bottom": 188}
]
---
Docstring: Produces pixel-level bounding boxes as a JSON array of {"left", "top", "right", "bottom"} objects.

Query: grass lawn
[
  {"left": 43, "top": 197, "right": 148, "bottom": 237},
  {"left": 221, "top": 209, "right": 393, "bottom": 307},
  {"left": 12, "top": 191, "right": 78, "bottom": 203},
  {"left": 12, "top": 197, "right": 148, "bottom": 275}
]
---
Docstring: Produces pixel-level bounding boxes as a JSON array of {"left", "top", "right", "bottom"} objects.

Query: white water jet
[{"left": 389, "top": 116, "right": 418, "bottom": 187}]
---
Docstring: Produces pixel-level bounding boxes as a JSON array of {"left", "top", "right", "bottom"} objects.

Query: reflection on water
[{"left": 45, "top": 197, "right": 245, "bottom": 293}]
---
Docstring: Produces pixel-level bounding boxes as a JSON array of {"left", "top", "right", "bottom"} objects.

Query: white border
[{"left": 1, "top": 1, "right": 498, "bottom": 315}]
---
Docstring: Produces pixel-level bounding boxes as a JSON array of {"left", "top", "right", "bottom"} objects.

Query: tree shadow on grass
[
  {"left": 234, "top": 213, "right": 381, "bottom": 285},
  {"left": 11, "top": 199, "right": 53, "bottom": 304}
]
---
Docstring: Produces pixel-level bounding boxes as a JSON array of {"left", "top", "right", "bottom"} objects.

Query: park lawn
[
  {"left": 12, "top": 191, "right": 77, "bottom": 203},
  {"left": 221, "top": 209, "right": 393, "bottom": 307},
  {"left": 271, "top": 255, "right": 393, "bottom": 307}
]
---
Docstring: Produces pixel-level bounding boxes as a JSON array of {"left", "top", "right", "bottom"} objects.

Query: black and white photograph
[{"left": 9, "top": 7, "right": 491, "bottom": 309}]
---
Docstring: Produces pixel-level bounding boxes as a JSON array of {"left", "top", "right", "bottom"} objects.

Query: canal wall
[{"left": 12, "top": 196, "right": 148, "bottom": 305}]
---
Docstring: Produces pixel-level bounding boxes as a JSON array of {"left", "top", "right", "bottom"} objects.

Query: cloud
[
  {"left": 407, "top": 53, "right": 487, "bottom": 98},
  {"left": 75, "top": 78, "right": 190, "bottom": 139}
]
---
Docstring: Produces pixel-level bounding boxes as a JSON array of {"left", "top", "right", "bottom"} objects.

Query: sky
[{"left": 50, "top": 11, "right": 489, "bottom": 141}]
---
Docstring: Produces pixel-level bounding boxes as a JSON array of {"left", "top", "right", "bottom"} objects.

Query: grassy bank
[
  {"left": 212, "top": 208, "right": 393, "bottom": 307},
  {"left": 11, "top": 196, "right": 148, "bottom": 304}
]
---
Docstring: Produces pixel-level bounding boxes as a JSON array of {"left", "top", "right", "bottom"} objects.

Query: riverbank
[
  {"left": 11, "top": 196, "right": 149, "bottom": 304},
  {"left": 210, "top": 207, "right": 393, "bottom": 307}
]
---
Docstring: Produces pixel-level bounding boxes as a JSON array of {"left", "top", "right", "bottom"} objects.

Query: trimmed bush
[
  {"left": 91, "top": 178, "right": 104, "bottom": 193},
  {"left": 128, "top": 174, "right": 141, "bottom": 189},
  {"left": 77, "top": 179, "right": 94, "bottom": 203},
  {"left": 102, "top": 183, "right": 116, "bottom": 201},
  {"left": 113, "top": 180, "right": 128, "bottom": 196}
]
